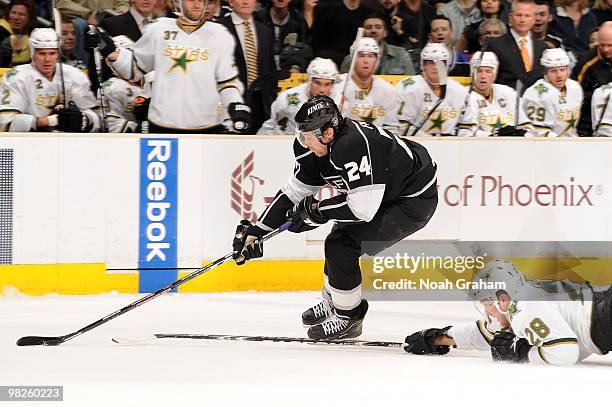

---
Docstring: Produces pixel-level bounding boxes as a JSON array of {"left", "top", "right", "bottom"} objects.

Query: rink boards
[{"left": 0, "top": 134, "right": 612, "bottom": 294}]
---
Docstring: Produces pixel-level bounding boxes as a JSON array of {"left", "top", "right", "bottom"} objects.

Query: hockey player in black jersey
[{"left": 232, "top": 95, "right": 438, "bottom": 340}]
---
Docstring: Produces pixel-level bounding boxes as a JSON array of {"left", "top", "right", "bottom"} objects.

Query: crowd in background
[{"left": 0, "top": 0, "right": 610, "bottom": 135}]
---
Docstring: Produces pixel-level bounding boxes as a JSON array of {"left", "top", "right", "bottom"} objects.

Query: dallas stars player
[
  {"left": 99, "top": 36, "right": 154, "bottom": 133},
  {"left": 404, "top": 259, "right": 612, "bottom": 366},
  {"left": 0, "top": 28, "right": 101, "bottom": 133},
  {"left": 232, "top": 95, "right": 438, "bottom": 340},
  {"left": 521, "top": 48, "right": 583, "bottom": 137},
  {"left": 336, "top": 37, "right": 399, "bottom": 131},
  {"left": 257, "top": 58, "right": 339, "bottom": 135},
  {"left": 468, "top": 52, "right": 527, "bottom": 137},
  {"left": 98, "top": 0, "right": 249, "bottom": 133},
  {"left": 592, "top": 83, "right": 611, "bottom": 137},
  {"left": 396, "top": 43, "right": 477, "bottom": 137}
]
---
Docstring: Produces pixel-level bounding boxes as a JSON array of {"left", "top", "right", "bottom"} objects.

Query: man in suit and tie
[
  {"left": 485, "top": 0, "right": 549, "bottom": 89},
  {"left": 99, "top": 0, "right": 156, "bottom": 41},
  {"left": 219, "top": 0, "right": 276, "bottom": 133}
]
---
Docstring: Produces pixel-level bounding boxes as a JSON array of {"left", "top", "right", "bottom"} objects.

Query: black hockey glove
[
  {"left": 286, "top": 195, "right": 328, "bottom": 233},
  {"left": 232, "top": 220, "right": 266, "bottom": 265},
  {"left": 404, "top": 326, "right": 452, "bottom": 355},
  {"left": 56, "top": 102, "right": 87, "bottom": 132},
  {"left": 495, "top": 126, "right": 527, "bottom": 137},
  {"left": 85, "top": 27, "right": 116, "bottom": 58},
  {"left": 227, "top": 102, "right": 251, "bottom": 133},
  {"left": 133, "top": 96, "right": 150, "bottom": 122},
  {"left": 490, "top": 331, "right": 531, "bottom": 363}
]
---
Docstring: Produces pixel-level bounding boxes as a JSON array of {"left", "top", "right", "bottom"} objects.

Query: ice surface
[{"left": 1, "top": 291, "right": 610, "bottom": 406}]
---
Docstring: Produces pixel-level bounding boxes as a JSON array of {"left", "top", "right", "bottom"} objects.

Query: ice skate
[
  {"left": 302, "top": 289, "right": 334, "bottom": 326},
  {"left": 307, "top": 300, "right": 368, "bottom": 340}
]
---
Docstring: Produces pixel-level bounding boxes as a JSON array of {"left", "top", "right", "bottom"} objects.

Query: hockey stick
[
  {"left": 51, "top": 4, "right": 67, "bottom": 106},
  {"left": 513, "top": 78, "right": 525, "bottom": 128},
  {"left": 112, "top": 333, "right": 403, "bottom": 349},
  {"left": 88, "top": 25, "right": 108, "bottom": 132},
  {"left": 16, "top": 220, "right": 293, "bottom": 346},
  {"left": 453, "top": 50, "right": 483, "bottom": 136},
  {"left": 338, "top": 27, "right": 364, "bottom": 113},
  {"left": 593, "top": 93, "right": 611, "bottom": 136},
  {"left": 402, "top": 59, "right": 448, "bottom": 137}
]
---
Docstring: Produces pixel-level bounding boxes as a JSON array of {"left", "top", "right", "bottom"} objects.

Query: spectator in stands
[
  {"left": 477, "top": 17, "right": 506, "bottom": 50},
  {"left": 256, "top": 0, "right": 307, "bottom": 68},
  {"left": 377, "top": 0, "right": 418, "bottom": 48},
  {"left": 396, "top": 0, "right": 436, "bottom": 48},
  {"left": 592, "top": 0, "right": 611, "bottom": 26},
  {"left": 154, "top": 0, "right": 179, "bottom": 18},
  {"left": 340, "top": 13, "right": 415, "bottom": 74},
  {"left": 428, "top": 15, "right": 470, "bottom": 75},
  {"left": 279, "top": 41, "right": 314, "bottom": 72},
  {"left": 99, "top": 0, "right": 156, "bottom": 42},
  {"left": 532, "top": 0, "right": 563, "bottom": 49},
  {"left": 437, "top": 0, "right": 482, "bottom": 45},
  {"left": 485, "top": 0, "right": 547, "bottom": 88},
  {"left": 61, "top": 18, "right": 86, "bottom": 69},
  {"left": 0, "top": 0, "right": 37, "bottom": 67},
  {"left": 219, "top": 0, "right": 276, "bottom": 133},
  {"left": 588, "top": 27, "right": 599, "bottom": 49},
  {"left": 549, "top": 0, "right": 598, "bottom": 55},
  {"left": 572, "top": 21, "right": 612, "bottom": 135},
  {"left": 456, "top": 0, "right": 509, "bottom": 54},
  {"left": 308, "top": 0, "right": 373, "bottom": 68}
]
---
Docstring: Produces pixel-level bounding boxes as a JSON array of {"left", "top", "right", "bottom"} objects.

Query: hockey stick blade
[
  {"left": 17, "top": 336, "right": 65, "bottom": 346},
  {"left": 112, "top": 333, "right": 403, "bottom": 348},
  {"left": 17, "top": 221, "right": 293, "bottom": 347}
]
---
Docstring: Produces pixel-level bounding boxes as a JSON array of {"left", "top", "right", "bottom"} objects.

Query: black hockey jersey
[{"left": 256, "top": 119, "right": 437, "bottom": 231}]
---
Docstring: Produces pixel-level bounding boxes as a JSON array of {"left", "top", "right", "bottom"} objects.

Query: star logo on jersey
[
  {"left": 491, "top": 115, "right": 503, "bottom": 130},
  {"left": 534, "top": 83, "right": 548, "bottom": 96},
  {"left": 428, "top": 113, "right": 445, "bottom": 132},
  {"left": 287, "top": 92, "right": 299, "bottom": 106},
  {"left": 168, "top": 51, "right": 195, "bottom": 73},
  {"left": 401, "top": 78, "right": 414, "bottom": 88},
  {"left": 5, "top": 69, "right": 16, "bottom": 79},
  {"left": 561, "top": 112, "right": 577, "bottom": 135},
  {"left": 361, "top": 109, "right": 376, "bottom": 123}
]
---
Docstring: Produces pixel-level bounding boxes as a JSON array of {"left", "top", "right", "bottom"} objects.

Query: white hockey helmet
[
  {"left": 469, "top": 51, "right": 499, "bottom": 76},
  {"left": 112, "top": 35, "right": 134, "bottom": 49},
  {"left": 353, "top": 37, "right": 380, "bottom": 56},
  {"left": 29, "top": 28, "right": 60, "bottom": 57},
  {"left": 173, "top": 0, "right": 207, "bottom": 24},
  {"left": 420, "top": 42, "right": 450, "bottom": 69},
  {"left": 307, "top": 58, "right": 339, "bottom": 82},
  {"left": 540, "top": 48, "right": 570, "bottom": 68},
  {"left": 469, "top": 259, "right": 526, "bottom": 328}
]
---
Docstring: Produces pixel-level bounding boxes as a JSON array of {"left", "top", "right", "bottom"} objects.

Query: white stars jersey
[
  {"left": 592, "top": 83, "right": 611, "bottom": 137},
  {"left": 469, "top": 84, "right": 527, "bottom": 136},
  {"left": 396, "top": 75, "right": 476, "bottom": 137},
  {"left": 100, "top": 77, "right": 145, "bottom": 133},
  {"left": 0, "top": 63, "right": 100, "bottom": 132},
  {"left": 449, "top": 281, "right": 604, "bottom": 366},
  {"left": 336, "top": 74, "right": 400, "bottom": 132},
  {"left": 110, "top": 18, "right": 243, "bottom": 130},
  {"left": 521, "top": 78, "right": 583, "bottom": 137}
]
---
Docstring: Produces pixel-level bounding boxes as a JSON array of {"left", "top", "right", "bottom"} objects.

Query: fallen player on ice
[{"left": 403, "top": 259, "right": 612, "bottom": 366}]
